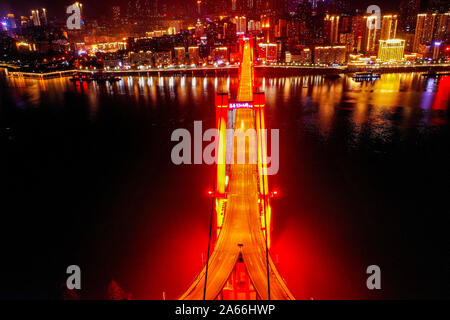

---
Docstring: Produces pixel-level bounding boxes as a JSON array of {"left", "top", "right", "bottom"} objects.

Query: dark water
[{"left": 0, "top": 71, "right": 449, "bottom": 299}]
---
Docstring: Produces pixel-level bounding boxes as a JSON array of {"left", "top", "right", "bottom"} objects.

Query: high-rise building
[
  {"left": 286, "top": 47, "right": 311, "bottom": 63},
  {"left": 314, "top": 45, "right": 346, "bottom": 64},
  {"left": 396, "top": 31, "right": 415, "bottom": 52},
  {"left": 399, "top": 0, "right": 419, "bottom": 33},
  {"left": 362, "top": 15, "right": 379, "bottom": 53},
  {"left": 72, "top": 2, "right": 83, "bottom": 20},
  {"left": 257, "top": 43, "right": 277, "bottom": 62},
  {"left": 340, "top": 15, "right": 352, "bottom": 34},
  {"left": 174, "top": 47, "right": 186, "bottom": 64},
  {"left": 235, "top": 16, "right": 247, "bottom": 34},
  {"left": 413, "top": 12, "right": 450, "bottom": 52},
  {"left": 434, "top": 12, "right": 450, "bottom": 43},
  {"left": 339, "top": 33, "right": 354, "bottom": 53},
  {"left": 150, "top": 0, "right": 159, "bottom": 16},
  {"left": 275, "top": 19, "right": 287, "bottom": 39},
  {"left": 380, "top": 15, "right": 398, "bottom": 40},
  {"left": 212, "top": 47, "right": 229, "bottom": 62},
  {"left": 231, "top": 0, "right": 237, "bottom": 11},
  {"left": 223, "top": 21, "right": 236, "bottom": 39},
  {"left": 112, "top": 6, "right": 121, "bottom": 23},
  {"left": 324, "top": 14, "right": 339, "bottom": 44},
  {"left": 352, "top": 14, "right": 365, "bottom": 52},
  {"left": 414, "top": 13, "right": 433, "bottom": 52},
  {"left": 31, "top": 10, "right": 40, "bottom": 26},
  {"left": 188, "top": 46, "right": 200, "bottom": 64},
  {"left": 127, "top": 0, "right": 156, "bottom": 20},
  {"left": 378, "top": 39, "right": 405, "bottom": 62},
  {"left": 248, "top": 20, "right": 258, "bottom": 32},
  {"left": 261, "top": 15, "right": 273, "bottom": 42},
  {"left": 40, "top": 8, "right": 47, "bottom": 25}
]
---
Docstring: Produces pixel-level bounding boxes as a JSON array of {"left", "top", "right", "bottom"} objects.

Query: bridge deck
[{"left": 180, "top": 42, "right": 294, "bottom": 300}]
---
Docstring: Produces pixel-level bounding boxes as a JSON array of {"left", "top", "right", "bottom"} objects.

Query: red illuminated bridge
[{"left": 180, "top": 37, "right": 294, "bottom": 300}]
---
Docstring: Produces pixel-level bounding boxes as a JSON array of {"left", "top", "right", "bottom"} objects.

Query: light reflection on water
[
  {"left": 3, "top": 71, "right": 450, "bottom": 299},
  {"left": 7, "top": 72, "right": 449, "bottom": 141}
]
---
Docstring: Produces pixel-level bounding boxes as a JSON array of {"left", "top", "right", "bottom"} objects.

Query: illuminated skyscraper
[
  {"left": 73, "top": 2, "right": 83, "bottom": 19},
  {"left": 413, "top": 12, "right": 437, "bottom": 52},
  {"left": 257, "top": 43, "right": 278, "bottom": 62},
  {"left": 231, "top": 0, "right": 237, "bottom": 11},
  {"left": 352, "top": 14, "right": 365, "bottom": 52},
  {"left": 31, "top": 10, "right": 40, "bottom": 26},
  {"left": 324, "top": 14, "right": 339, "bottom": 44},
  {"left": 41, "top": 8, "right": 47, "bottom": 25},
  {"left": 380, "top": 15, "right": 398, "bottom": 40},
  {"left": 434, "top": 12, "right": 450, "bottom": 43},
  {"left": 232, "top": 16, "right": 247, "bottom": 34},
  {"left": 362, "top": 15, "right": 379, "bottom": 53},
  {"left": 314, "top": 46, "right": 346, "bottom": 64},
  {"left": 188, "top": 46, "right": 200, "bottom": 64},
  {"left": 174, "top": 47, "right": 186, "bottom": 64},
  {"left": 261, "top": 15, "right": 272, "bottom": 42}
]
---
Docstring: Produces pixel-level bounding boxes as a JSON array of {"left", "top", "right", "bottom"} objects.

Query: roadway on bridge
[{"left": 180, "top": 42, "right": 294, "bottom": 300}]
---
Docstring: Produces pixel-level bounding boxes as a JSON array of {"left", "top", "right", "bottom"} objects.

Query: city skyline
[{"left": 1, "top": 0, "right": 438, "bottom": 19}]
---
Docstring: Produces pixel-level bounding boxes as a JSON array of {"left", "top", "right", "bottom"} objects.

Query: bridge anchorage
[{"left": 180, "top": 36, "right": 294, "bottom": 300}]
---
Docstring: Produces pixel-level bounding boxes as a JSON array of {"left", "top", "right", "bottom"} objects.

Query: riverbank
[{"left": 3, "top": 63, "right": 450, "bottom": 79}]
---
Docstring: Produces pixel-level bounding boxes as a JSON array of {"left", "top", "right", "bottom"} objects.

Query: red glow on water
[
  {"left": 432, "top": 76, "right": 450, "bottom": 111},
  {"left": 271, "top": 218, "right": 365, "bottom": 300}
]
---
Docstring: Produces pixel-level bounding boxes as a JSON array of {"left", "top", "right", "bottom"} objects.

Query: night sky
[{"left": 1, "top": 0, "right": 401, "bottom": 19}]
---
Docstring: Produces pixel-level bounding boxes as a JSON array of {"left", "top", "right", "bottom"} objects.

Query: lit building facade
[
  {"left": 324, "top": 14, "right": 340, "bottom": 44},
  {"left": 212, "top": 47, "right": 229, "bottom": 62},
  {"left": 31, "top": 10, "right": 40, "bottom": 26},
  {"left": 286, "top": 48, "right": 312, "bottom": 64},
  {"left": 378, "top": 39, "right": 405, "bottom": 62},
  {"left": 413, "top": 13, "right": 437, "bottom": 53},
  {"left": 97, "top": 42, "right": 127, "bottom": 52},
  {"left": 434, "top": 12, "right": 450, "bottom": 44},
  {"left": 234, "top": 16, "right": 247, "bottom": 34},
  {"left": 362, "top": 15, "right": 380, "bottom": 53},
  {"left": 188, "top": 46, "right": 200, "bottom": 64},
  {"left": 257, "top": 43, "right": 278, "bottom": 62},
  {"left": 174, "top": 47, "right": 186, "bottom": 64},
  {"left": 380, "top": 15, "right": 398, "bottom": 40},
  {"left": 339, "top": 33, "right": 354, "bottom": 53},
  {"left": 352, "top": 14, "right": 365, "bottom": 52},
  {"left": 412, "top": 12, "right": 449, "bottom": 54},
  {"left": 314, "top": 46, "right": 346, "bottom": 65}
]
